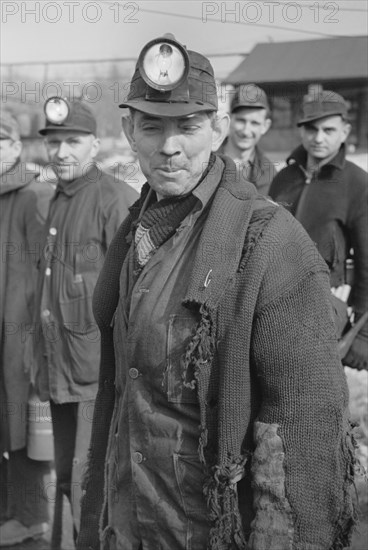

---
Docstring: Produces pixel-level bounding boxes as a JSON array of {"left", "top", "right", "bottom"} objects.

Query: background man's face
[
  {"left": 229, "top": 108, "right": 271, "bottom": 152},
  {"left": 300, "top": 115, "right": 350, "bottom": 162},
  {"left": 0, "top": 139, "right": 22, "bottom": 177},
  {"left": 124, "top": 111, "right": 217, "bottom": 199},
  {"left": 44, "top": 131, "right": 99, "bottom": 183}
]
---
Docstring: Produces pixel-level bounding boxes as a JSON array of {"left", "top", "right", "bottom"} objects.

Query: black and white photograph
[{"left": 1, "top": 1, "right": 367, "bottom": 549}]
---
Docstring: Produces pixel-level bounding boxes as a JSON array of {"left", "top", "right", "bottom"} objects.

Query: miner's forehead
[
  {"left": 44, "top": 130, "right": 94, "bottom": 141},
  {"left": 133, "top": 111, "right": 210, "bottom": 123},
  {"left": 303, "top": 115, "right": 347, "bottom": 130}
]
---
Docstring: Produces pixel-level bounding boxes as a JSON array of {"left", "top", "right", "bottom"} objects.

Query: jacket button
[
  {"left": 45, "top": 268, "right": 51, "bottom": 276},
  {"left": 49, "top": 227, "right": 57, "bottom": 236},
  {"left": 132, "top": 451, "right": 143, "bottom": 464},
  {"left": 129, "top": 368, "right": 139, "bottom": 379},
  {"left": 42, "top": 309, "right": 51, "bottom": 317}
]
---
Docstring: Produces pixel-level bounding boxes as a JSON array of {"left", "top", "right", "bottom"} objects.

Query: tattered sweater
[{"left": 77, "top": 155, "right": 357, "bottom": 550}]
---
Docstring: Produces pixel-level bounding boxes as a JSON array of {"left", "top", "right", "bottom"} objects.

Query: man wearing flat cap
[
  {"left": 78, "top": 37, "right": 358, "bottom": 550},
  {"left": 30, "top": 98, "right": 138, "bottom": 541},
  {"left": 0, "top": 112, "right": 54, "bottom": 546},
  {"left": 217, "top": 84, "right": 277, "bottom": 195},
  {"left": 270, "top": 90, "right": 368, "bottom": 372}
]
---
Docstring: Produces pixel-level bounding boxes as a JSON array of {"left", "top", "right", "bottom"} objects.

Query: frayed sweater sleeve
[{"left": 249, "top": 267, "right": 358, "bottom": 550}]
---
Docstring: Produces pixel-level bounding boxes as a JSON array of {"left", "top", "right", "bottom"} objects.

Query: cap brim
[
  {"left": 232, "top": 103, "right": 268, "bottom": 112},
  {"left": 39, "top": 126, "right": 94, "bottom": 136},
  {"left": 297, "top": 110, "right": 347, "bottom": 126},
  {"left": 119, "top": 100, "right": 217, "bottom": 117}
]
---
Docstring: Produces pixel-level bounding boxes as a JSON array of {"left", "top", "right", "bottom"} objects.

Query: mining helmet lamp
[
  {"left": 44, "top": 97, "right": 70, "bottom": 125},
  {"left": 119, "top": 33, "right": 218, "bottom": 117},
  {"left": 39, "top": 98, "right": 97, "bottom": 135},
  {"left": 138, "top": 34, "right": 189, "bottom": 93}
]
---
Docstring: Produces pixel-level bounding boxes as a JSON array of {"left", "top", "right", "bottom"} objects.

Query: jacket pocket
[
  {"left": 62, "top": 250, "right": 101, "bottom": 302},
  {"left": 166, "top": 314, "right": 199, "bottom": 404},
  {"left": 59, "top": 298, "right": 100, "bottom": 385},
  {"left": 173, "top": 453, "right": 209, "bottom": 522}
]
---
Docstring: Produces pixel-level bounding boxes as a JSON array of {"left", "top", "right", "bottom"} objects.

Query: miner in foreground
[{"left": 77, "top": 35, "right": 358, "bottom": 550}]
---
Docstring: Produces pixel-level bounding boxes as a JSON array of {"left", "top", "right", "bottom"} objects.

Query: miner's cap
[
  {"left": 231, "top": 84, "right": 270, "bottom": 113},
  {"left": 0, "top": 111, "right": 20, "bottom": 141},
  {"left": 297, "top": 90, "right": 348, "bottom": 126},
  {"left": 39, "top": 98, "right": 97, "bottom": 135},
  {"left": 119, "top": 34, "right": 218, "bottom": 117}
]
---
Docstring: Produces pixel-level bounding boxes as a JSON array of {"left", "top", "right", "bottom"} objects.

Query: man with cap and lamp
[
  {"left": 217, "top": 84, "right": 277, "bottom": 195},
  {"left": 0, "top": 112, "right": 53, "bottom": 546},
  {"left": 270, "top": 90, "right": 368, "bottom": 372},
  {"left": 30, "top": 98, "right": 138, "bottom": 542},
  {"left": 77, "top": 36, "right": 358, "bottom": 550}
]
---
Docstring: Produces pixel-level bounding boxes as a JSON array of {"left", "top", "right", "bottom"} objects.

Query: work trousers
[
  {"left": 50, "top": 400, "right": 94, "bottom": 537},
  {"left": 0, "top": 448, "right": 50, "bottom": 527}
]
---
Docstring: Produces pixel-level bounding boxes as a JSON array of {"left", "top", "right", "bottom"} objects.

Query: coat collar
[
  {"left": 287, "top": 143, "right": 346, "bottom": 171},
  {"left": 55, "top": 164, "right": 99, "bottom": 197},
  {"left": 184, "top": 155, "right": 258, "bottom": 309},
  {"left": 217, "top": 139, "right": 265, "bottom": 171}
]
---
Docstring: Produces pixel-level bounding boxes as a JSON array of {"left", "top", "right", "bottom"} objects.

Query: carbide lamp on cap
[
  {"left": 39, "top": 97, "right": 97, "bottom": 135},
  {"left": 120, "top": 34, "right": 218, "bottom": 117},
  {"left": 44, "top": 97, "right": 70, "bottom": 125},
  {"left": 138, "top": 34, "right": 189, "bottom": 92}
]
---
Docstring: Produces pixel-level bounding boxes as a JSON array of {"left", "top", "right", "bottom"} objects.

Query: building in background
[{"left": 224, "top": 36, "right": 368, "bottom": 153}]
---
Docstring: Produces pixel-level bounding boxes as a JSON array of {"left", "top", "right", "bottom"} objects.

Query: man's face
[
  {"left": 123, "top": 111, "right": 223, "bottom": 199},
  {"left": 0, "top": 138, "right": 22, "bottom": 177},
  {"left": 300, "top": 115, "right": 351, "bottom": 162},
  {"left": 229, "top": 108, "right": 271, "bottom": 152},
  {"left": 44, "top": 131, "right": 99, "bottom": 183}
]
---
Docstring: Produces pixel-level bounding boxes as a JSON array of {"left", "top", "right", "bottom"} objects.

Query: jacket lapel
[{"left": 184, "top": 156, "right": 257, "bottom": 309}]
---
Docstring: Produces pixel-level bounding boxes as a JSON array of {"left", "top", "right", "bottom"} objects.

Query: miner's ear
[
  {"left": 122, "top": 115, "right": 137, "bottom": 153},
  {"left": 211, "top": 112, "right": 230, "bottom": 152}
]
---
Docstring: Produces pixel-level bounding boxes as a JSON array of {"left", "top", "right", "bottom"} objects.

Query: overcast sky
[{"left": 1, "top": 0, "right": 367, "bottom": 79}]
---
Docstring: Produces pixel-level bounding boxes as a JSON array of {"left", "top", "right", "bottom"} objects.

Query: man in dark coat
[
  {"left": 217, "top": 84, "right": 277, "bottom": 195},
  {"left": 0, "top": 113, "right": 54, "bottom": 546},
  {"left": 78, "top": 36, "right": 358, "bottom": 550},
  {"left": 269, "top": 90, "right": 368, "bottom": 371},
  {"left": 31, "top": 99, "right": 138, "bottom": 542}
]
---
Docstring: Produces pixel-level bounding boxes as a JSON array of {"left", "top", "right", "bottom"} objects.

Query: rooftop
[{"left": 224, "top": 36, "right": 368, "bottom": 85}]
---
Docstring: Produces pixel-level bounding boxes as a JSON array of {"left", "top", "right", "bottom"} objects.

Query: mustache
[{"left": 154, "top": 165, "right": 185, "bottom": 172}]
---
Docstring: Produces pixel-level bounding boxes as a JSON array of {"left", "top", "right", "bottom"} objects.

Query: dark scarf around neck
[{"left": 133, "top": 154, "right": 216, "bottom": 272}]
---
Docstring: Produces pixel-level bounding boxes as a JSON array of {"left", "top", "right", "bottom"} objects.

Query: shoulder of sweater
[
  {"left": 249, "top": 206, "right": 330, "bottom": 310},
  {"left": 244, "top": 196, "right": 311, "bottom": 250},
  {"left": 259, "top": 202, "right": 303, "bottom": 238},
  {"left": 219, "top": 154, "right": 259, "bottom": 200},
  {"left": 261, "top": 205, "right": 328, "bottom": 271},
  {"left": 236, "top": 195, "right": 325, "bottom": 271}
]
